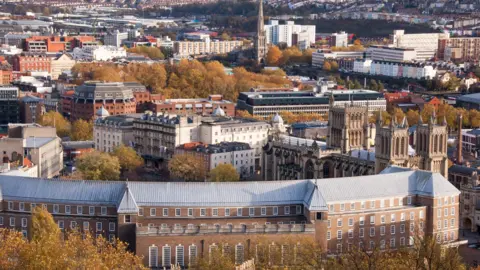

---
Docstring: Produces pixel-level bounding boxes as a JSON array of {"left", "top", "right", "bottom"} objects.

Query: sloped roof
[{"left": 117, "top": 184, "right": 139, "bottom": 214}]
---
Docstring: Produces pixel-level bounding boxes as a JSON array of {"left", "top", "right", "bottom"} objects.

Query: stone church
[{"left": 262, "top": 98, "right": 449, "bottom": 180}]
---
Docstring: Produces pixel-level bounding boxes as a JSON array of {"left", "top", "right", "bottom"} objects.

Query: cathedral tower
[
  {"left": 255, "top": 0, "right": 267, "bottom": 64},
  {"left": 374, "top": 114, "right": 410, "bottom": 174},
  {"left": 415, "top": 113, "right": 448, "bottom": 177}
]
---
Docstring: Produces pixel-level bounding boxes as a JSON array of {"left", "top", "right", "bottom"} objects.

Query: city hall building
[{"left": 0, "top": 168, "right": 460, "bottom": 268}]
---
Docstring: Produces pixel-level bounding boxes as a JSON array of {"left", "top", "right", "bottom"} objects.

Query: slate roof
[
  {"left": 0, "top": 168, "right": 460, "bottom": 211},
  {"left": 448, "top": 164, "right": 480, "bottom": 175}
]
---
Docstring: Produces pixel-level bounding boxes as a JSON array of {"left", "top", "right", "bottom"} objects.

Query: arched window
[
  {"left": 149, "top": 245, "right": 158, "bottom": 268},
  {"left": 176, "top": 245, "right": 185, "bottom": 267},
  {"left": 235, "top": 244, "right": 245, "bottom": 265},
  {"left": 433, "top": 135, "right": 438, "bottom": 153},
  {"left": 439, "top": 134, "right": 444, "bottom": 153},
  {"left": 395, "top": 137, "right": 400, "bottom": 156},
  {"left": 401, "top": 137, "right": 405, "bottom": 156},
  {"left": 189, "top": 245, "right": 197, "bottom": 266}
]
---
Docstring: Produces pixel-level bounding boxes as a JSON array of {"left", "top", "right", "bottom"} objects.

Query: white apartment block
[
  {"left": 330, "top": 31, "right": 348, "bottom": 47},
  {"left": 366, "top": 45, "right": 417, "bottom": 62},
  {"left": 264, "top": 20, "right": 316, "bottom": 48},
  {"left": 312, "top": 49, "right": 365, "bottom": 66},
  {"left": 72, "top": 45, "right": 127, "bottom": 61},
  {"left": 104, "top": 31, "right": 129, "bottom": 47},
  {"left": 353, "top": 59, "right": 436, "bottom": 79},
  {"left": 174, "top": 40, "right": 243, "bottom": 56},
  {"left": 390, "top": 30, "right": 449, "bottom": 60},
  {"left": 94, "top": 114, "right": 141, "bottom": 153}
]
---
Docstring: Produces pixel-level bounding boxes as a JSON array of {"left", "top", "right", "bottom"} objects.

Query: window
[
  {"left": 380, "top": 199, "right": 385, "bottom": 208},
  {"left": 419, "top": 210, "right": 424, "bottom": 219},
  {"left": 391, "top": 225, "right": 396, "bottom": 235},
  {"left": 327, "top": 231, "right": 331, "bottom": 240},
  {"left": 200, "top": 209, "right": 206, "bottom": 216},
  {"left": 350, "top": 203, "right": 355, "bottom": 210},
  {"left": 235, "top": 244, "right": 244, "bottom": 265},
  {"left": 273, "top": 207, "right": 278, "bottom": 216},
  {"left": 370, "top": 216, "right": 375, "bottom": 225},
  {"left": 8, "top": 201, "right": 13, "bottom": 210},
  {"left": 101, "top": 207, "right": 107, "bottom": 216},
  {"left": 176, "top": 245, "right": 185, "bottom": 266},
  {"left": 451, "top": 218, "right": 455, "bottom": 228},
  {"left": 149, "top": 245, "right": 158, "bottom": 267},
  {"left": 150, "top": 208, "right": 156, "bottom": 216},
  {"left": 9, "top": 217, "right": 15, "bottom": 226},
  {"left": 348, "top": 229, "right": 354, "bottom": 238},
  {"left": 249, "top": 208, "right": 255, "bottom": 216},
  {"left": 225, "top": 208, "right": 230, "bottom": 216},
  {"left": 391, "top": 214, "right": 396, "bottom": 222},
  {"left": 444, "top": 208, "right": 448, "bottom": 217},
  {"left": 400, "top": 224, "right": 405, "bottom": 233},
  {"left": 450, "top": 231, "right": 455, "bottom": 241},
  {"left": 296, "top": 205, "right": 301, "bottom": 214},
  {"left": 58, "top": 220, "right": 64, "bottom": 230},
  {"left": 359, "top": 228, "right": 364, "bottom": 238},
  {"left": 65, "top": 205, "right": 71, "bottom": 214},
  {"left": 71, "top": 221, "right": 77, "bottom": 229},
  {"left": 390, "top": 238, "right": 396, "bottom": 248},
  {"left": 329, "top": 205, "right": 334, "bottom": 212},
  {"left": 96, "top": 222, "right": 102, "bottom": 232},
  {"left": 337, "top": 219, "right": 343, "bottom": 227},
  {"left": 261, "top": 207, "right": 266, "bottom": 216},
  {"left": 175, "top": 208, "right": 181, "bottom": 216},
  {"left": 401, "top": 213, "right": 405, "bottom": 221},
  {"left": 337, "top": 230, "right": 342, "bottom": 239},
  {"left": 369, "top": 227, "right": 375, "bottom": 237},
  {"left": 19, "top": 202, "right": 25, "bottom": 211},
  {"left": 109, "top": 222, "right": 115, "bottom": 232},
  {"left": 31, "top": 203, "right": 37, "bottom": 211},
  {"left": 409, "top": 222, "right": 414, "bottom": 232},
  {"left": 188, "top": 208, "right": 193, "bottom": 216},
  {"left": 189, "top": 245, "right": 197, "bottom": 266},
  {"left": 53, "top": 204, "right": 59, "bottom": 214},
  {"left": 83, "top": 221, "right": 89, "bottom": 231},
  {"left": 437, "top": 209, "right": 441, "bottom": 218},
  {"left": 21, "top": 218, "right": 27, "bottom": 228},
  {"left": 237, "top": 208, "right": 243, "bottom": 216},
  {"left": 284, "top": 206, "right": 290, "bottom": 215},
  {"left": 348, "top": 218, "right": 354, "bottom": 226},
  {"left": 124, "top": 215, "right": 131, "bottom": 223},
  {"left": 444, "top": 219, "right": 448, "bottom": 229},
  {"left": 162, "top": 245, "right": 171, "bottom": 267},
  {"left": 359, "top": 217, "right": 364, "bottom": 226},
  {"left": 399, "top": 198, "right": 403, "bottom": 206},
  {"left": 370, "top": 241, "right": 375, "bottom": 250},
  {"left": 340, "top": 204, "right": 345, "bottom": 211},
  {"left": 451, "top": 207, "right": 455, "bottom": 216},
  {"left": 77, "top": 206, "right": 83, "bottom": 215},
  {"left": 380, "top": 226, "right": 386, "bottom": 235},
  {"left": 381, "top": 215, "right": 386, "bottom": 224},
  {"left": 361, "top": 201, "right": 365, "bottom": 209},
  {"left": 437, "top": 220, "right": 441, "bottom": 230},
  {"left": 163, "top": 208, "right": 169, "bottom": 217},
  {"left": 89, "top": 206, "right": 95, "bottom": 215},
  {"left": 337, "top": 244, "right": 343, "bottom": 253},
  {"left": 410, "top": 212, "right": 414, "bottom": 220},
  {"left": 370, "top": 201, "right": 375, "bottom": 209},
  {"left": 380, "top": 240, "right": 386, "bottom": 250},
  {"left": 212, "top": 208, "right": 218, "bottom": 216},
  {"left": 400, "top": 237, "right": 405, "bottom": 246},
  {"left": 450, "top": 196, "right": 455, "bottom": 204},
  {"left": 407, "top": 196, "right": 412, "bottom": 205}
]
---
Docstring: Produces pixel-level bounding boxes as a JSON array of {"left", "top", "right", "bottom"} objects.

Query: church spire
[
  {"left": 257, "top": 0, "right": 264, "bottom": 34},
  {"left": 255, "top": 0, "right": 267, "bottom": 64}
]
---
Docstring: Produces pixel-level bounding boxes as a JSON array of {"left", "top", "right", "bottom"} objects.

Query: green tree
[
  {"left": 353, "top": 79, "right": 362, "bottom": 89},
  {"left": 76, "top": 151, "right": 121, "bottom": 180},
  {"left": 168, "top": 154, "right": 206, "bottom": 181},
  {"left": 37, "top": 111, "right": 71, "bottom": 138},
  {"left": 209, "top": 164, "right": 240, "bottom": 182},
  {"left": 111, "top": 144, "right": 143, "bottom": 173},
  {"left": 71, "top": 119, "right": 93, "bottom": 141}
]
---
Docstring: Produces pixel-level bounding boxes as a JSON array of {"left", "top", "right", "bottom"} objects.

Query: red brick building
[
  {"left": 25, "top": 36, "right": 97, "bottom": 53},
  {"left": 62, "top": 141, "right": 94, "bottom": 161},
  {"left": 0, "top": 169, "right": 461, "bottom": 268},
  {"left": 385, "top": 92, "right": 442, "bottom": 112},
  {"left": 12, "top": 54, "right": 51, "bottom": 73}
]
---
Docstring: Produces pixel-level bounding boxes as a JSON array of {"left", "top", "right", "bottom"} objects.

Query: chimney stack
[{"left": 457, "top": 114, "right": 463, "bottom": 165}]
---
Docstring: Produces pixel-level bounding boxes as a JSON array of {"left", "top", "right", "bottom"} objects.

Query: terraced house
[{"left": 0, "top": 166, "right": 460, "bottom": 268}]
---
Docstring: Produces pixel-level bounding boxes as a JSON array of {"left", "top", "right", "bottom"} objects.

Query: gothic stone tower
[
  {"left": 416, "top": 114, "right": 448, "bottom": 178},
  {"left": 374, "top": 114, "right": 410, "bottom": 174},
  {"left": 326, "top": 100, "right": 370, "bottom": 154},
  {"left": 255, "top": 0, "right": 267, "bottom": 64}
]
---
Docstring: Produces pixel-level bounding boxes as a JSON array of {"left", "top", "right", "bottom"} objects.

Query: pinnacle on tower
[
  {"left": 430, "top": 110, "right": 437, "bottom": 125},
  {"left": 442, "top": 115, "right": 447, "bottom": 126},
  {"left": 418, "top": 115, "right": 423, "bottom": 125},
  {"left": 401, "top": 116, "right": 407, "bottom": 128}
]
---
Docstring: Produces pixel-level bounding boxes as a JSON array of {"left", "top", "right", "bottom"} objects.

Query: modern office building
[
  {"left": 236, "top": 90, "right": 386, "bottom": 118},
  {"left": 72, "top": 46, "right": 127, "bottom": 61},
  {"left": 438, "top": 37, "right": 480, "bottom": 61},
  {"left": 25, "top": 35, "right": 96, "bottom": 53},
  {"left": 174, "top": 40, "right": 243, "bottom": 56},
  {"left": 104, "top": 31, "right": 129, "bottom": 47},
  {"left": 312, "top": 49, "right": 366, "bottom": 66},
  {"left": 0, "top": 168, "right": 461, "bottom": 267},
  {"left": 366, "top": 45, "right": 417, "bottom": 62},
  {"left": 0, "top": 85, "right": 19, "bottom": 128},
  {"left": 0, "top": 124, "right": 63, "bottom": 178},
  {"left": 390, "top": 30, "right": 449, "bottom": 60},
  {"left": 264, "top": 20, "right": 316, "bottom": 47}
]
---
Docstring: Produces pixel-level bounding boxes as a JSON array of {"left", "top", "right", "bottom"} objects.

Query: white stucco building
[
  {"left": 312, "top": 49, "right": 366, "bottom": 66},
  {"left": 353, "top": 59, "right": 437, "bottom": 79},
  {"left": 94, "top": 110, "right": 142, "bottom": 153},
  {"left": 366, "top": 45, "right": 417, "bottom": 62},
  {"left": 72, "top": 45, "right": 127, "bottom": 61},
  {"left": 390, "top": 30, "right": 449, "bottom": 60}
]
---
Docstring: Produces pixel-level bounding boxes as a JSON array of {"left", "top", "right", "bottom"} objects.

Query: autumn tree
[
  {"left": 193, "top": 243, "right": 235, "bottom": 270},
  {"left": 266, "top": 46, "right": 282, "bottom": 66},
  {"left": 420, "top": 104, "right": 436, "bottom": 123},
  {"left": 76, "top": 151, "right": 121, "bottom": 180},
  {"left": 220, "top": 32, "right": 231, "bottom": 41},
  {"left": 168, "top": 154, "right": 206, "bottom": 181},
  {"left": 111, "top": 144, "right": 143, "bottom": 173},
  {"left": 71, "top": 119, "right": 93, "bottom": 141},
  {"left": 406, "top": 109, "right": 420, "bottom": 126},
  {"left": 236, "top": 110, "right": 264, "bottom": 121},
  {"left": 37, "top": 111, "right": 71, "bottom": 138},
  {"left": 330, "top": 61, "right": 339, "bottom": 72},
  {"left": 323, "top": 61, "right": 332, "bottom": 71},
  {"left": 0, "top": 208, "right": 146, "bottom": 269},
  {"left": 127, "top": 46, "right": 165, "bottom": 60},
  {"left": 209, "top": 164, "right": 240, "bottom": 182}
]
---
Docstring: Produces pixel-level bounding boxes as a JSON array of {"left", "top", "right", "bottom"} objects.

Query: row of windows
[
  {"left": 1, "top": 217, "right": 28, "bottom": 227},
  {"left": 57, "top": 220, "right": 116, "bottom": 232},
  {"left": 334, "top": 237, "right": 411, "bottom": 253},
  {"left": 7, "top": 202, "right": 109, "bottom": 216},
  {"left": 330, "top": 197, "right": 414, "bottom": 212},
  {"left": 139, "top": 206, "right": 302, "bottom": 217},
  {"left": 327, "top": 222, "right": 421, "bottom": 240},
  {"left": 436, "top": 219, "right": 456, "bottom": 230},
  {"left": 436, "top": 207, "right": 456, "bottom": 218},
  {"left": 328, "top": 211, "right": 423, "bottom": 228}
]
